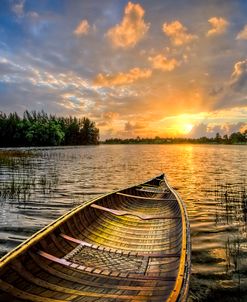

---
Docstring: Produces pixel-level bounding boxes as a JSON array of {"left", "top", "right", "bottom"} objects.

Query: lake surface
[{"left": 0, "top": 144, "right": 247, "bottom": 301}]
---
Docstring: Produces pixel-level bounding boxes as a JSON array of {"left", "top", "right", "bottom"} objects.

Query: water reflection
[{"left": 0, "top": 145, "right": 247, "bottom": 301}]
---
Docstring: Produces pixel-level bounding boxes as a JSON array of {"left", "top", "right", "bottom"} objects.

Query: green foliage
[
  {"left": 0, "top": 111, "right": 99, "bottom": 147},
  {"left": 104, "top": 131, "right": 247, "bottom": 145}
]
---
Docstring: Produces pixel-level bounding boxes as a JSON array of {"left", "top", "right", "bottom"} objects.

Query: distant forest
[
  {"left": 0, "top": 111, "right": 99, "bottom": 147},
  {"left": 104, "top": 131, "right": 247, "bottom": 145}
]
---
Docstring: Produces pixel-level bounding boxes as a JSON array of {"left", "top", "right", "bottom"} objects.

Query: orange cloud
[
  {"left": 206, "top": 17, "right": 229, "bottom": 37},
  {"left": 106, "top": 2, "right": 150, "bottom": 48},
  {"left": 98, "top": 112, "right": 120, "bottom": 126},
  {"left": 103, "top": 111, "right": 119, "bottom": 121},
  {"left": 74, "top": 20, "right": 90, "bottom": 36},
  {"left": 148, "top": 54, "right": 179, "bottom": 71},
  {"left": 236, "top": 25, "right": 247, "bottom": 40},
  {"left": 94, "top": 67, "right": 152, "bottom": 87},
  {"left": 162, "top": 21, "right": 197, "bottom": 46}
]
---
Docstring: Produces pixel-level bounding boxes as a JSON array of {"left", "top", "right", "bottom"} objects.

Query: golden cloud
[
  {"left": 94, "top": 67, "right": 152, "bottom": 87},
  {"left": 206, "top": 17, "right": 229, "bottom": 37},
  {"left": 99, "top": 112, "right": 120, "bottom": 126},
  {"left": 236, "top": 25, "right": 247, "bottom": 40},
  {"left": 162, "top": 21, "right": 197, "bottom": 46},
  {"left": 74, "top": 19, "right": 90, "bottom": 36},
  {"left": 148, "top": 54, "right": 179, "bottom": 71},
  {"left": 240, "top": 123, "right": 247, "bottom": 132},
  {"left": 103, "top": 111, "right": 119, "bottom": 120},
  {"left": 106, "top": 1, "right": 150, "bottom": 48}
]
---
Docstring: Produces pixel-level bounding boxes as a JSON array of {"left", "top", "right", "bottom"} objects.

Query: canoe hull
[{"left": 0, "top": 174, "right": 190, "bottom": 301}]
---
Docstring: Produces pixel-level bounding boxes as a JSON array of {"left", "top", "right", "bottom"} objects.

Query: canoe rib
[
  {"left": 91, "top": 204, "right": 181, "bottom": 220},
  {"left": 117, "top": 192, "right": 176, "bottom": 201},
  {"left": 60, "top": 233, "right": 180, "bottom": 258},
  {"left": 0, "top": 173, "right": 190, "bottom": 302}
]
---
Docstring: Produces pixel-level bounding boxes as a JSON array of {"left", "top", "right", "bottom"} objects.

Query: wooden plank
[
  {"left": 8, "top": 260, "right": 152, "bottom": 300},
  {"left": 60, "top": 233, "right": 181, "bottom": 259},
  {"left": 29, "top": 252, "right": 170, "bottom": 292},
  {"left": 0, "top": 279, "right": 66, "bottom": 302},
  {"left": 117, "top": 192, "right": 175, "bottom": 201},
  {"left": 91, "top": 204, "right": 180, "bottom": 220}
]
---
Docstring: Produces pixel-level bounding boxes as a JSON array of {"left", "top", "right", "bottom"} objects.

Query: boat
[{"left": 0, "top": 173, "right": 191, "bottom": 301}]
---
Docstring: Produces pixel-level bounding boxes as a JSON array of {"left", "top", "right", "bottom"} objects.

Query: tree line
[
  {"left": 104, "top": 131, "right": 247, "bottom": 145},
  {"left": 0, "top": 111, "right": 99, "bottom": 147}
]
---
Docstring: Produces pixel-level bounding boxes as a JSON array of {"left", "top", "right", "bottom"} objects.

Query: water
[{"left": 0, "top": 144, "right": 247, "bottom": 301}]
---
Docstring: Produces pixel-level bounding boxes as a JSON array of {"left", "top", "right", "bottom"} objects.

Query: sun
[{"left": 181, "top": 123, "right": 194, "bottom": 134}]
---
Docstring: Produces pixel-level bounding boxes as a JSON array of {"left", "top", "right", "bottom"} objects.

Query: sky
[{"left": 0, "top": 0, "right": 247, "bottom": 139}]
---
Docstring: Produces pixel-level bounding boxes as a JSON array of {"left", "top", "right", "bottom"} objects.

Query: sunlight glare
[{"left": 182, "top": 123, "right": 193, "bottom": 134}]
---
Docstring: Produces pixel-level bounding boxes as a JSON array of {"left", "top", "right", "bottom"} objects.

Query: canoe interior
[{"left": 0, "top": 173, "right": 190, "bottom": 302}]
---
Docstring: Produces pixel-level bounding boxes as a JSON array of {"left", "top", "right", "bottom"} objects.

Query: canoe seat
[
  {"left": 91, "top": 204, "right": 180, "bottom": 220},
  {"left": 38, "top": 246, "right": 179, "bottom": 281},
  {"left": 64, "top": 244, "right": 148, "bottom": 275}
]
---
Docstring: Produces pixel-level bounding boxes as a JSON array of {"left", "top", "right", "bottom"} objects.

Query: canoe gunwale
[{"left": 164, "top": 175, "right": 191, "bottom": 302}]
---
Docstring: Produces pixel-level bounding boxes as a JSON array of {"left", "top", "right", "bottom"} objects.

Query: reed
[{"left": 215, "top": 181, "right": 247, "bottom": 224}]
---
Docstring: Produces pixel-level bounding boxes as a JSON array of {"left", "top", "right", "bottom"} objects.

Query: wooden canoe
[{"left": 0, "top": 173, "right": 191, "bottom": 302}]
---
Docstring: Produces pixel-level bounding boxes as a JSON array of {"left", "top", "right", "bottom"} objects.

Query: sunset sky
[{"left": 0, "top": 0, "right": 247, "bottom": 139}]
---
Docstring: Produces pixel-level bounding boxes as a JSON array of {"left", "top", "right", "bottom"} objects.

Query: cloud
[
  {"left": 230, "top": 59, "right": 247, "bottom": 91},
  {"left": 74, "top": 20, "right": 90, "bottom": 36},
  {"left": 148, "top": 54, "right": 179, "bottom": 71},
  {"left": 124, "top": 121, "right": 148, "bottom": 134},
  {"left": 206, "top": 17, "right": 229, "bottom": 37},
  {"left": 103, "top": 111, "right": 119, "bottom": 121},
  {"left": 106, "top": 1, "right": 150, "bottom": 48},
  {"left": 236, "top": 25, "right": 247, "bottom": 40},
  {"left": 162, "top": 21, "right": 197, "bottom": 46},
  {"left": 188, "top": 122, "right": 247, "bottom": 138},
  {"left": 98, "top": 112, "right": 119, "bottom": 126},
  {"left": 12, "top": 0, "right": 25, "bottom": 17},
  {"left": 124, "top": 121, "right": 135, "bottom": 131},
  {"left": 59, "top": 93, "right": 85, "bottom": 111},
  {"left": 223, "top": 122, "right": 247, "bottom": 134},
  {"left": 209, "top": 59, "right": 247, "bottom": 111},
  {"left": 209, "top": 86, "right": 223, "bottom": 96},
  {"left": 94, "top": 67, "right": 152, "bottom": 87}
]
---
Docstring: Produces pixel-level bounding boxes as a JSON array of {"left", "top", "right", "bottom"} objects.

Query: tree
[
  {"left": 229, "top": 132, "right": 245, "bottom": 144},
  {"left": 215, "top": 132, "right": 222, "bottom": 144},
  {"left": 80, "top": 118, "right": 99, "bottom": 145},
  {"left": 0, "top": 111, "right": 99, "bottom": 147}
]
